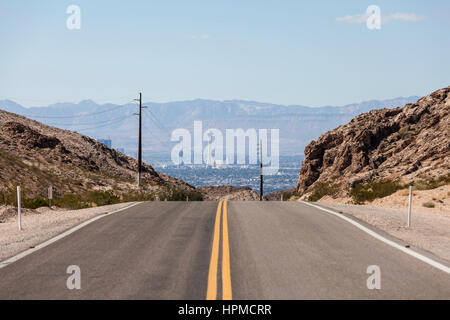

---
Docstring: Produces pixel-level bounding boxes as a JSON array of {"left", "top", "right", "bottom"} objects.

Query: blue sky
[{"left": 0, "top": 0, "right": 449, "bottom": 107}]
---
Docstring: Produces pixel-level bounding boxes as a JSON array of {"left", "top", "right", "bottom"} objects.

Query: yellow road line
[
  {"left": 222, "top": 200, "right": 232, "bottom": 300},
  {"left": 206, "top": 201, "right": 222, "bottom": 300}
]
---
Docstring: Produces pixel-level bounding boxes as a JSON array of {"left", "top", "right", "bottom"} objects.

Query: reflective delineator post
[
  {"left": 407, "top": 185, "right": 413, "bottom": 228},
  {"left": 48, "top": 186, "right": 53, "bottom": 208},
  {"left": 17, "top": 186, "right": 22, "bottom": 231}
]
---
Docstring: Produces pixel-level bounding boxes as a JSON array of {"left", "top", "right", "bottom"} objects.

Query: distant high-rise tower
[{"left": 98, "top": 139, "right": 112, "bottom": 148}]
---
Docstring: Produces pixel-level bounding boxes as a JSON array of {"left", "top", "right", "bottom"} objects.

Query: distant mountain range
[{"left": 0, "top": 96, "right": 420, "bottom": 159}]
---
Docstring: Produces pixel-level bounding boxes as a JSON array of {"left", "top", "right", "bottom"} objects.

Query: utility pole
[
  {"left": 135, "top": 92, "right": 143, "bottom": 186},
  {"left": 260, "top": 140, "right": 263, "bottom": 201}
]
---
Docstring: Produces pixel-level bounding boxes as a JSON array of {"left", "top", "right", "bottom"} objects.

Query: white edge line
[
  {"left": 0, "top": 202, "right": 141, "bottom": 269},
  {"left": 301, "top": 201, "right": 450, "bottom": 274}
]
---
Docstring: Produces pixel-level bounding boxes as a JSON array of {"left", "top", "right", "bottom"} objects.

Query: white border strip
[
  {"left": 0, "top": 202, "right": 141, "bottom": 269},
  {"left": 301, "top": 201, "right": 450, "bottom": 274}
]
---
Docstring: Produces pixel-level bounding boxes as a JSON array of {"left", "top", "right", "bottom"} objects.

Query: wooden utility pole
[
  {"left": 260, "top": 140, "right": 263, "bottom": 201},
  {"left": 137, "top": 92, "right": 143, "bottom": 186}
]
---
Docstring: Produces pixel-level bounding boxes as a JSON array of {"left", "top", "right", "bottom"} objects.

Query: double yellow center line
[{"left": 206, "top": 200, "right": 232, "bottom": 300}]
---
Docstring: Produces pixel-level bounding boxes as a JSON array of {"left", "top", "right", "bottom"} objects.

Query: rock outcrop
[
  {"left": 199, "top": 186, "right": 260, "bottom": 201},
  {"left": 297, "top": 86, "right": 450, "bottom": 195}
]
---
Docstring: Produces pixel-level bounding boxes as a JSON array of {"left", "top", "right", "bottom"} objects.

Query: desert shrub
[
  {"left": 185, "top": 190, "right": 203, "bottom": 201},
  {"left": 281, "top": 190, "right": 300, "bottom": 201},
  {"left": 86, "top": 190, "right": 120, "bottom": 206},
  {"left": 121, "top": 188, "right": 203, "bottom": 202},
  {"left": 414, "top": 173, "right": 450, "bottom": 191},
  {"left": 121, "top": 191, "right": 156, "bottom": 202},
  {"left": 1, "top": 186, "right": 46, "bottom": 207},
  {"left": 23, "top": 197, "right": 48, "bottom": 209},
  {"left": 159, "top": 188, "right": 203, "bottom": 201},
  {"left": 53, "top": 193, "right": 89, "bottom": 210},
  {"left": 350, "top": 180, "right": 402, "bottom": 204},
  {"left": 397, "top": 126, "right": 415, "bottom": 139},
  {"left": 422, "top": 202, "right": 435, "bottom": 208},
  {"left": 1, "top": 188, "right": 16, "bottom": 206},
  {"left": 382, "top": 144, "right": 396, "bottom": 153},
  {"left": 54, "top": 191, "right": 121, "bottom": 209},
  {"left": 0, "top": 150, "right": 25, "bottom": 168},
  {"left": 307, "top": 182, "right": 339, "bottom": 202}
]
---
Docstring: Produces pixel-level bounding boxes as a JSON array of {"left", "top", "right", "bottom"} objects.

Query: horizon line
[{"left": 0, "top": 94, "right": 421, "bottom": 110}]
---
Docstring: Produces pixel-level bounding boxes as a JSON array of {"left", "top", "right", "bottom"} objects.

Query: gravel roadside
[
  {"left": 316, "top": 201, "right": 450, "bottom": 262},
  {"left": 0, "top": 202, "right": 138, "bottom": 262}
]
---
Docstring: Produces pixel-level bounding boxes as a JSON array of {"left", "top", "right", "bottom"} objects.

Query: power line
[
  {"left": 43, "top": 114, "right": 133, "bottom": 127},
  {"left": 73, "top": 115, "right": 132, "bottom": 132},
  {"left": 20, "top": 103, "right": 133, "bottom": 119},
  {"left": 1, "top": 94, "right": 137, "bottom": 105},
  {"left": 142, "top": 118, "right": 169, "bottom": 147},
  {"left": 143, "top": 109, "right": 169, "bottom": 134},
  {"left": 145, "top": 108, "right": 170, "bottom": 132}
]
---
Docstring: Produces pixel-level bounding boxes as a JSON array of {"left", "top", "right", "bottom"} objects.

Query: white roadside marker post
[
  {"left": 17, "top": 186, "right": 22, "bottom": 231},
  {"left": 48, "top": 186, "right": 53, "bottom": 208},
  {"left": 281, "top": 194, "right": 283, "bottom": 202},
  {"left": 407, "top": 184, "right": 413, "bottom": 228}
]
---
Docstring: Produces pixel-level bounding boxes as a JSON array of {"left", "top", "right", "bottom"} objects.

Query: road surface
[{"left": 0, "top": 201, "right": 449, "bottom": 299}]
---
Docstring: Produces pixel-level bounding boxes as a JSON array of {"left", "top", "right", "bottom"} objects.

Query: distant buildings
[
  {"left": 97, "top": 139, "right": 112, "bottom": 148},
  {"left": 96, "top": 138, "right": 126, "bottom": 154}
]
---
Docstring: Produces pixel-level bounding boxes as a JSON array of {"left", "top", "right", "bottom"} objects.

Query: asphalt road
[{"left": 0, "top": 201, "right": 449, "bottom": 299}]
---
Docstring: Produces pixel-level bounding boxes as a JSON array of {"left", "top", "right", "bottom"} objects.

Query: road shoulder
[
  {"left": 306, "top": 201, "right": 450, "bottom": 270},
  {"left": 0, "top": 202, "right": 140, "bottom": 263}
]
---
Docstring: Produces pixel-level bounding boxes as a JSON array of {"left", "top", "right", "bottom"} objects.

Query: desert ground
[{"left": 316, "top": 185, "right": 450, "bottom": 261}]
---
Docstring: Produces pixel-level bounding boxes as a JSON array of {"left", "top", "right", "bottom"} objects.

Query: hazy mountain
[{"left": 0, "top": 96, "right": 420, "bottom": 159}]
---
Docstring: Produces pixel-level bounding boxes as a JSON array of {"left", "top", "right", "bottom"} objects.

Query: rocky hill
[
  {"left": 198, "top": 185, "right": 260, "bottom": 201},
  {"left": 296, "top": 86, "right": 450, "bottom": 197},
  {"left": 0, "top": 110, "right": 194, "bottom": 203}
]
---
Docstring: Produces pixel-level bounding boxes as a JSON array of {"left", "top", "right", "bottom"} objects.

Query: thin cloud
[
  {"left": 384, "top": 13, "right": 425, "bottom": 23},
  {"left": 336, "top": 12, "right": 425, "bottom": 24},
  {"left": 336, "top": 14, "right": 369, "bottom": 24}
]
